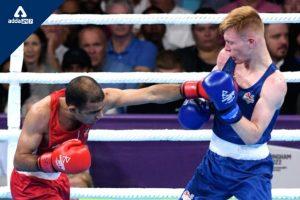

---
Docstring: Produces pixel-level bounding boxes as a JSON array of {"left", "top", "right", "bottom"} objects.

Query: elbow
[
  {"left": 13, "top": 154, "right": 25, "bottom": 171},
  {"left": 244, "top": 131, "right": 262, "bottom": 145}
]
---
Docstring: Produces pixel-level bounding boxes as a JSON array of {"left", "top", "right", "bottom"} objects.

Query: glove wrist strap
[
  {"left": 37, "top": 152, "right": 56, "bottom": 173},
  {"left": 219, "top": 104, "right": 242, "bottom": 124}
]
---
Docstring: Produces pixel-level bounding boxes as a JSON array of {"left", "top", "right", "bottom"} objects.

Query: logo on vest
[
  {"left": 8, "top": 6, "right": 34, "bottom": 24},
  {"left": 55, "top": 155, "right": 71, "bottom": 171},
  {"left": 243, "top": 92, "right": 255, "bottom": 104}
]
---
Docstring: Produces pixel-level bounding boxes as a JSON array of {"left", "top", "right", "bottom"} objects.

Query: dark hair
[
  {"left": 65, "top": 76, "right": 104, "bottom": 109},
  {"left": 62, "top": 48, "right": 92, "bottom": 72},
  {"left": 156, "top": 50, "right": 181, "bottom": 70},
  {"left": 142, "top": 5, "right": 165, "bottom": 14},
  {"left": 32, "top": 28, "right": 48, "bottom": 65},
  {"left": 192, "top": 7, "right": 217, "bottom": 30}
]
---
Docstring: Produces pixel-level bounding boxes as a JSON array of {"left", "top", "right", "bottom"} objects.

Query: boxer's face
[
  {"left": 223, "top": 28, "right": 250, "bottom": 64},
  {"left": 74, "top": 101, "right": 105, "bottom": 125}
]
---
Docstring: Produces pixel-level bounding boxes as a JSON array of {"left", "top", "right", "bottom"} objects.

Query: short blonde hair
[{"left": 219, "top": 6, "right": 264, "bottom": 35}]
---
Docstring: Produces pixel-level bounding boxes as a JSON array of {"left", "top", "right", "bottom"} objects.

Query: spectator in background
[
  {"left": 22, "top": 48, "right": 93, "bottom": 117},
  {"left": 289, "top": 25, "right": 300, "bottom": 64},
  {"left": 0, "top": 59, "right": 10, "bottom": 113},
  {"left": 178, "top": 0, "right": 201, "bottom": 12},
  {"left": 265, "top": 23, "right": 300, "bottom": 114},
  {"left": 60, "top": 0, "right": 81, "bottom": 14},
  {"left": 78, "top": 26, "right": 107, "bottom": 72},
  {"left": 200, "top": 0, "right": 231, "bottom": 11},
  {"left": 283, "top": 0, "right": 300, "bottom": 13},
  {"left": 59, "top": 0, "right": 81, "bottom": 49},
  {"left": 282, "top": 0, "right": 300, "bottom": 64},
  {"left": 41, "top": 11, "right": 69, "bottom": 68},
  {"left": 102, "top": 0, "right": 150, "bottom": 33},
  {"left": 218, "top": 0, "right": 282, "bottom": 13},
  {"left": 127, "top": 50, "right": 184, "bottom": 114},
  {"left": 101, "top": 0, "right": 150, "bottom": 14},
  {"left": 24, "top": 29, "right": 57, "bottom": 100},
  {"left": 156, "top": 50, "right": 183, "bottom": 73},
  {"left": 105, "top": 0, "right": 157, "bottom": 73},
  {"left": 150, "top": 0, "right": 195, "bottom": 50},
  {"left": 61, "top": 48, "right": 93, "bottom": 72},
  {"left": 139, "top": 6, "right": 166, "bottom": 52},
  {"left": 56, "top": 48, "right": 93, "bottom": 91},
  {"left": 80, "top": 0, "right": 104, "bottom": 14},
  {"left": 282, "top": 0, "right": 300, "bottom": 92},
  {"left": 265, "top": 24, "right": 291, "bottom": 69},
  {"left": 78, "top": 25, "right": 135, "bottom": 93},
  {"left": 131, "top": 0, "right": 151, "bottom": 14},
  {"left": 175, "top": 8, "right": 222, "bottom": 72}
]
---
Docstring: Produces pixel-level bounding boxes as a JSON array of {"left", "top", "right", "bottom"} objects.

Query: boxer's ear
[
  {"left": 68, "top": 105, "right": 76, "bottom": 113},
  {"left": 248, "top": 38, "right": 256, "bottom": 49}
]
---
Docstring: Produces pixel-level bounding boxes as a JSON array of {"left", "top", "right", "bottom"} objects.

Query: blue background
[{"left": 0, "top": 0, "right": 63, "bottom": 65}]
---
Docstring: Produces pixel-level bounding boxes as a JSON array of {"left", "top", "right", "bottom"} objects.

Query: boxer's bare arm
[
  {"left": 232, "top": 71, "right": 287, "bottom": 144},
  {"left": 103, "top": 84, "right": 182, "bottom": 110},
  {"left": 14, "top": 98, "right": 50, "bottom": 171}
]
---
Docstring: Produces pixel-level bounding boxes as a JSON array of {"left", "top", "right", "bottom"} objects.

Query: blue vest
[{"left": 213, "top": 57, "right": 279, "bottom": 144}]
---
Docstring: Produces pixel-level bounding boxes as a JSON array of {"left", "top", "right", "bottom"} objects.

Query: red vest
[{"left": 38, "top": 89, "right": 91, "bottom": 155}]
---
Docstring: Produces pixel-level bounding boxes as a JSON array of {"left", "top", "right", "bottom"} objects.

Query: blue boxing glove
[
  {"left": 178, "top": 99, "right": 211, "bottom": 130},
  {"left": 202, "top": 70, "right": 242, "bottom": 124}
]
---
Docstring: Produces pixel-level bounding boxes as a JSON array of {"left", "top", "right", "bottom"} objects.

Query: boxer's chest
[{"left": 233, "top": 66, "right": 264, "bottom": 89}]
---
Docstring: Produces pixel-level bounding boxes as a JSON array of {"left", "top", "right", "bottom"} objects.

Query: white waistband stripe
[
  {"left": 17, "top": 170, "right": 61, "bottom": 180},
  {"left": 209, "top": 132, "right": 269, "bottom": 160}
]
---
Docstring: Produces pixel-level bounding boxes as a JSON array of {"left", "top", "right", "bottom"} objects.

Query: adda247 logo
[{"left": 8, "top": 6, "right": 34, "bottom": 24}]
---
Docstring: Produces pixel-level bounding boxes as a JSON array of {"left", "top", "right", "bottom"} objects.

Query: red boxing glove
[
  {"left": 37, "top": 139, "right": 91, "bottom": 174},
  {"left": 180, "top": 81, "right": 209, "bottom": 100}
]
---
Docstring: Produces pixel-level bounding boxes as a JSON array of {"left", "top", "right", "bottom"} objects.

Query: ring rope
[
  {"left": 0, "top": 71, "right": 300, "bottom": 84},
  {"left": 2, "top": 12, "right": 300, "bottom": 200},
  {"left": 1, "top": 129, "right": 300, "bottom": 142},
  {"left": 1, "top": 186, "right": 300, "bottom": 199},
  {"left": 43, "top": 13, "right": 300, "bottom": 25}
]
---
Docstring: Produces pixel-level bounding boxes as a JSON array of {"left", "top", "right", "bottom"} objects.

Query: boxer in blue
[{"left": 178, "top": 6, "right": 287, "bottom": 200}]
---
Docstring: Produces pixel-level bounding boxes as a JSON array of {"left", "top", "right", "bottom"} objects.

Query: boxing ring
[{"left": 0, "top": 13, "right": 300, "bottom": 199}]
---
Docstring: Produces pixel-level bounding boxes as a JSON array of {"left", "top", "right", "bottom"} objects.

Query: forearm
[
  {"left": 14, "top": 153, "right": 39, "bottom": 172},
  {"left": 231, "top": 117, "right": 263, "bottom": 145},
  {"left": 149, "top": 84, "right": 182, "bottom": 104}
]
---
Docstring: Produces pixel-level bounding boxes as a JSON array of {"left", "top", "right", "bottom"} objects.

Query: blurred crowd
[{"left": 0, "top": 0, "right": 299, "bottom": 116}]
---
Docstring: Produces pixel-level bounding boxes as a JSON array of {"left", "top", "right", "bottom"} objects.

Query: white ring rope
[
  {"left": 43, "top": 13, "right": 300, "bottom": 25},
  {"left": 0, "top": 71, "right": 300, "bottom": 84},
  {"left": 2, "top": 12, "right": 300, "bottom": 200},
  {"left": 1, "top": 129, "right": 300, "bottom": 142},
  {"left": 1, "top": 186, "right": 300, "bottom": 199}
]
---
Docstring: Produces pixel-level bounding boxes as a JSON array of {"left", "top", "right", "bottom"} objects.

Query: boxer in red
[{"left": 11, "top": 75, "right": 182, "bottom": 199}]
